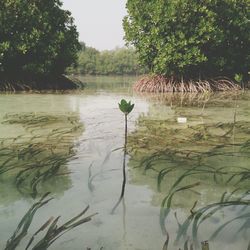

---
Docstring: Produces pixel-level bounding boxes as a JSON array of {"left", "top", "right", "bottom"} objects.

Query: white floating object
[{"left": 177, "top": 117, "right": 187, "bottom": 123}]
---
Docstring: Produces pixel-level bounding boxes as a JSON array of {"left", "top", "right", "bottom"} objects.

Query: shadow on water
[{"left": 128, "top": 92, "right": 250, "bottom": 249}]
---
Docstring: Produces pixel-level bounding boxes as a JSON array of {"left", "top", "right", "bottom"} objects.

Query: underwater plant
[
  {"left": 126, "top": 94, "right": 250, "bottom": 249},
  {"left": 5, "top": 193, "right": 97, "bottom": 250},
  {"left": 0, "top": 112, "right": 84, "bottom": 198},
  {"left": 162, "top": 234, "right": 210, "bottom": 250}
]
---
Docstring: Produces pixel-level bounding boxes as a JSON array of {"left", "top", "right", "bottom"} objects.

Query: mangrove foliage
[
  {"left": 0, "top": 0, "right": 80, "bottom": 90},
  {"left": 124, "top": 0, "right": 250, "bottom": 91}
]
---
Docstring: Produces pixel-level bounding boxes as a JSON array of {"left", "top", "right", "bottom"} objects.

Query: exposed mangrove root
[
  {"left": 0, "top": 75, "right": 84, "bottom": 92},
  {"left": 133, "top": 75, "right": 241, "bottom": 93},
  {"left": 135, "top": 90, "right": 242, "bottom": 107}
]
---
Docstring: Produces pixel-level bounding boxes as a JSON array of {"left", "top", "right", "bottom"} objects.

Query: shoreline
[{"left": 0, "top": 75, "right": 84, "bottom": 92}]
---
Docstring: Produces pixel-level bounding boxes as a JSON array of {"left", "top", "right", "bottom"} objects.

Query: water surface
[{"left": 0, "top": 76, "right": 249, "bottom": 250}]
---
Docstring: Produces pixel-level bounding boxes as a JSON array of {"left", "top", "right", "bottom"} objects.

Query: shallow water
[{"left": 0, "top": 76, "right": 249, "bottom": 250}]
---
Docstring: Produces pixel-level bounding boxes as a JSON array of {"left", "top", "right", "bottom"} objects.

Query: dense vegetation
[
  {"left": 0, "top": 0, "right": 80, "bottom": 90},
  {"left": 124, "top": 0, "right": 249, "bottom": 81},
  {"left": 67, "top": 43, "right": 147, "bottom": 76}
]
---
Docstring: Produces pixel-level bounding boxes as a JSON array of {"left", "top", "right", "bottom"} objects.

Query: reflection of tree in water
[
  {"left": 128, "top": 93, "right": 250, "bottom": 249},
  {"left": 0, "top": 112, "right": 84, "bottom": 200}
]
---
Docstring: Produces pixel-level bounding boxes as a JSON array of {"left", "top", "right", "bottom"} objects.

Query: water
[{"left": 0, "top": 76, "right": 249, "bottom": 250}]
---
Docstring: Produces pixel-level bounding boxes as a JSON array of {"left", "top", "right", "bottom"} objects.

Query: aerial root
[{"left": 133, "top": 75, "right": 241, "bottom": 93}]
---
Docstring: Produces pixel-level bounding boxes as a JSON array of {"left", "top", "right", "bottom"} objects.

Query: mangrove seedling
[
  {"left": 119, "top": 99, "right": 135, "bottom": 115},
  {"left": 119, "top": 99, "right": 134, "bottom": 145},
  {"left": 112, "top": 99, "right": 134, "bottom": 213}
]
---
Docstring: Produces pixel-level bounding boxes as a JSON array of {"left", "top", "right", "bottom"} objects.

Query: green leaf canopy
[
  {"left": 0, "top": 0, "right": 80, "bottom": 77},
  {"left": 123, "top": 0, "right": 250, "bottom": 79}
]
